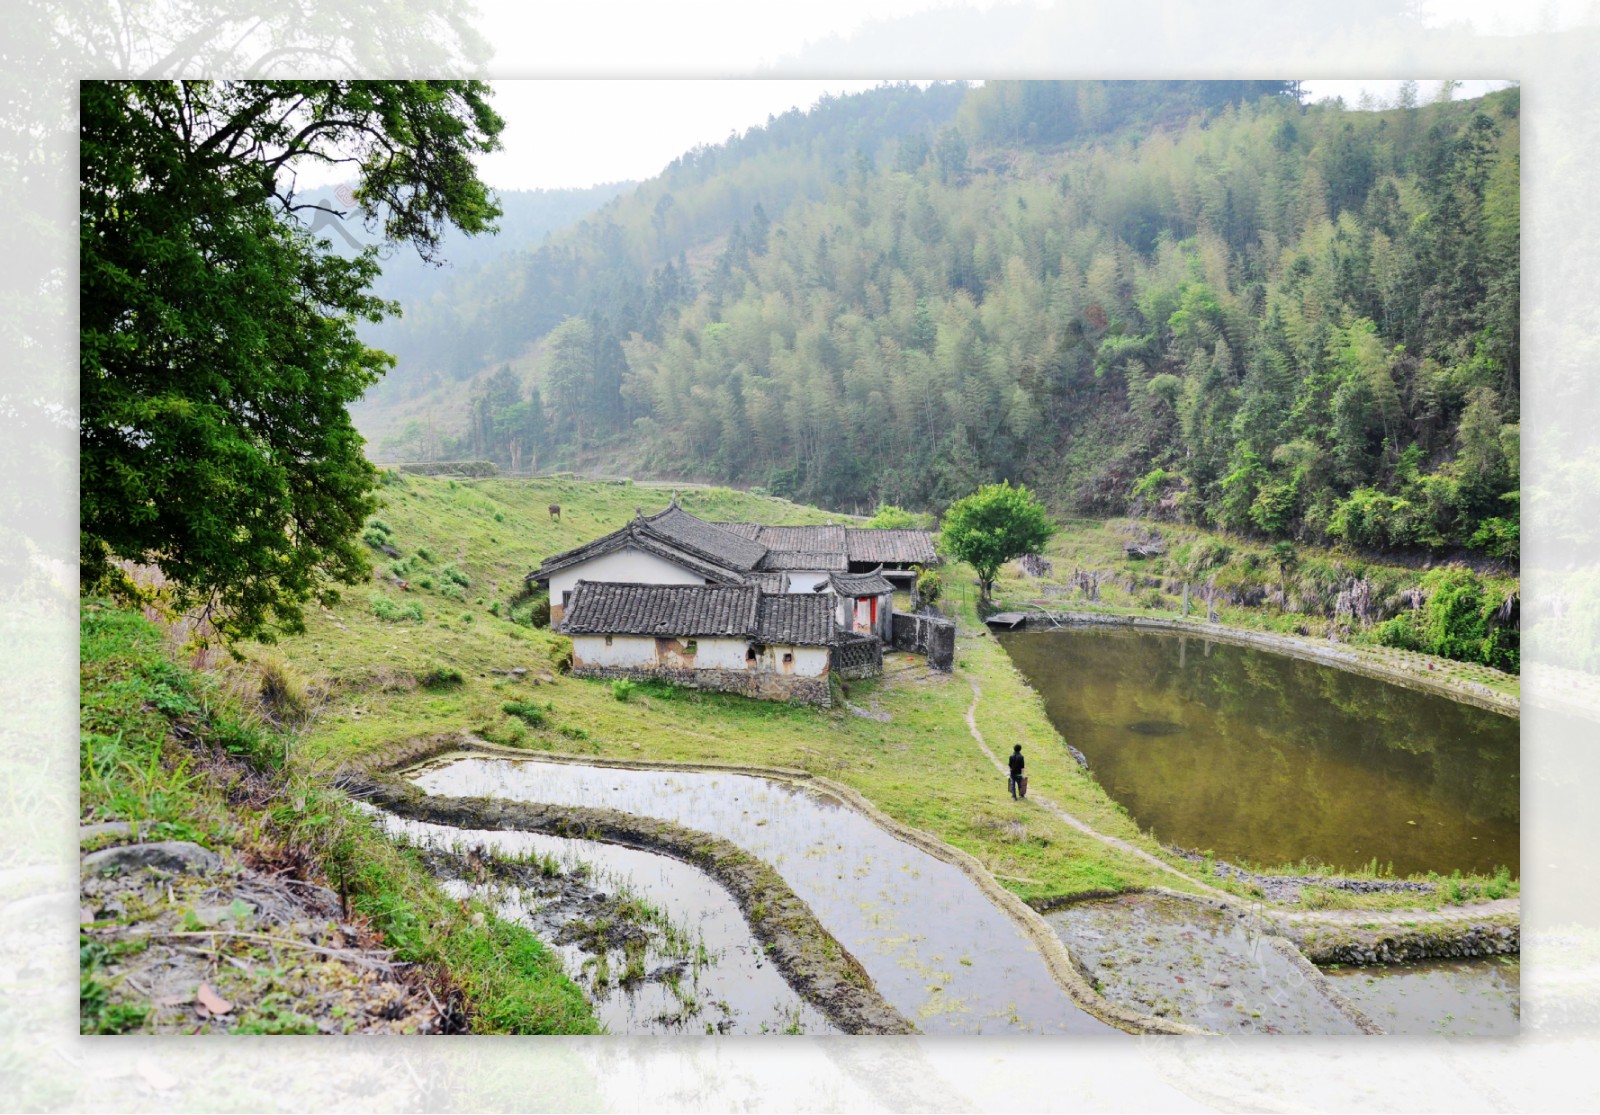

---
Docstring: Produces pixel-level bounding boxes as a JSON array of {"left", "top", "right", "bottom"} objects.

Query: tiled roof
[
  {"left": 754, "top": 524, "right": 847, "bottom": 553},
  {"left": 746, "top": 571, "right": 792, "bottom": 594},
  {"left": 756, "top": 594, "right": 836, "bottom": 646},
  {"left": 715, "top": 522, "right": 763, "bottom": 540},
  {"left": 827, "top": 568, "right": 894, "bottom": 596},
  {"left": 645, "top": 505, "right": 767, "bottom": 571},
  {"left": 529, "top": 519, "right": 746, "bottom": 585},
  {"left": 562, "top": 582, "right": 761, "bottom": 638},
  {"left": 756, "top": 550, "right": 849, "bottom": 572},
  {"left": 844, "top": 528, "right": 938, "bottom": 566}
]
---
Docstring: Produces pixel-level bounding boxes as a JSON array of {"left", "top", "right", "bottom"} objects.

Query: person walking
[{"left": 1008, "top": 744, "right": 1027, "bottom": 800}]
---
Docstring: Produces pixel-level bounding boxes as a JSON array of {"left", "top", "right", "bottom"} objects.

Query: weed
[
  {"left": 370, "top": 595, "right": 423, "bottom": 623},
  {"left": 440, "top": 563, "right": 471, "bottom": 589},
  {"left": 611, "top": 679, "right": 636, "bottom": 702},
  {"left": 557, "top": 725, "right": 589, "bottom": 741},
  {"left": 502, "top": 700, "right": 547, "bottom": 727},
  {"left": 420, "top": 667, "right": 465, "bottom": 690}
]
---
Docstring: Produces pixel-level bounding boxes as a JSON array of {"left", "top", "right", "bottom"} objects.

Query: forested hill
[{"left": 366, "top": 80, "right": 1519, "bottom": 562}]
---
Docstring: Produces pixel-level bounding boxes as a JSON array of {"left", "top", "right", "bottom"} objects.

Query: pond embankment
[{"left": 986, "top": 610, "right": 1519, "bottom": 717}]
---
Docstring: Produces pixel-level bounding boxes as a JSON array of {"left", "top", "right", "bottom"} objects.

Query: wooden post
[{"left": 1182, "top": 582, "right": 1190, "bottom": 617}]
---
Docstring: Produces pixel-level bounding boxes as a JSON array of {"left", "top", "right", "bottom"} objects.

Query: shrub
[
  {"left": 440, "top": 564, "right": 471, "bottom": 588},
  {"left": 255, "top": 650, "right": 312, "bottom": 724},
  {"left": 439, "top": 582, "right": 466, "bottom": 602},
  {"left": 915, "top": 566, "right": 942, "bottom": 606},
  {"left": 612, "top": 679, "right": 636, "bottom": 702},
  {"left": 370, "top": 595, "right": 423, "bottom": 623},
  {"left": 420, "top": 667, "right": 464, "bottom": 690},
  {"left": 415, "top": 547, "right": 435, "bottom": 563},
  {"left": 551, "top": 637, "right": 573, "bottom": 673},
  {"left": 503, "top": 700, "right": 546, "bottom": 727}
]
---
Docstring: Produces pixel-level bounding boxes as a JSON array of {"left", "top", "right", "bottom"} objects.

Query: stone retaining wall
[
  {"left": 1291, "top": 918, "right": 1521, "bottom": 965},
  {"left": 570, "top": 663, "right": 831, "bottom": 706}
]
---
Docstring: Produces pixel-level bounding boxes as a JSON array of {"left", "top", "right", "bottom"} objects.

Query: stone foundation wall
[
  {"left": 1291, "top": 918, "right": 1520, "bottom": 965},
  {"left": 571, "top": 663, "right": 831, "bottom": 707},
  {"left": 891, "top": 612, "right": 956, "bottom": 672}
]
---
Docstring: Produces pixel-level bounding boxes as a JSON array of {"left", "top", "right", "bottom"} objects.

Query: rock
[
  {"left": 79, "top": 821, "right": 139, "bottom": 842},
  {"left": 512, "top": 667, "right": 528, "bottom": 676},
  {"left": 82, "top": 841, "right": 222, "bottom": 877}
]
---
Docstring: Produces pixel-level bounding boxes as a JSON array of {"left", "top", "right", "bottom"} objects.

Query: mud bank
[
  {"left": 339, "top": 750, "right": 912, "bottom": 1035},
  {"left": 1290, "top": 916, "right": 1521, "bottom": 965},
  {"left": 993, "top": 611, "right": 1518, "bottom": 717},
  {"left": 1038, "top": 888, "right": 1382, "bottom": 1035},
  {"left": 340, "top": 734, "right": 1189, "bottom": 1035}
]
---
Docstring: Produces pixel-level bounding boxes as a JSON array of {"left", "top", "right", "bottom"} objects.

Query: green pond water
[{"left": 998, "top": 627, "right": 1519, "bottom": 877}]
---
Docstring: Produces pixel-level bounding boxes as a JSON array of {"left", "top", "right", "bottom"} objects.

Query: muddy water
[
  {"left": 372, "top": 811, "right": 838, "bottom": 1035},
  {"left": 998, "top": 628, "right": 1519, "bottom": 876},
  {"left": 1322, "top": 956, "right": 1520, "bottom": 1035},
  {"left": 409, "top": 756, "right": 1115, "bottom": 1035},
  {"left": 1043, "top": 894, "right": 1365, "bottom": 1034}
]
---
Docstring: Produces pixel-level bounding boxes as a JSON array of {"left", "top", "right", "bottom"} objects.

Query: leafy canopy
[
  {"left": 939, "top": 482, "right": 1055, "bottom": 596},
  {"left": 80, "top": 80, "right": 503, "bottom": 641}
]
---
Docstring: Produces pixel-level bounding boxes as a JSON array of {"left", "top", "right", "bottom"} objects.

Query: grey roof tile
[
  {"left": 562, "top": 582, "right": 761, "bottom": 638},
  {"left": 755, "top": 594, "right": 836, "bottom": 646},
  {"left": 756, "top": 549, "right": 849, "bottom": 572},
  {"left": 844, "top": 528, "right": 938, "bottom": 565}
]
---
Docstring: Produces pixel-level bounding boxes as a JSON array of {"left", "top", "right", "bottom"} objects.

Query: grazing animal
[{"left": 548, "top": 503, "right": 561, "bottom": 523}]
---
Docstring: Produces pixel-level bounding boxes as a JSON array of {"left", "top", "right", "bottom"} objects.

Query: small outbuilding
[{"left": 562, "top": 580, "right": 837, "bottom": 705}]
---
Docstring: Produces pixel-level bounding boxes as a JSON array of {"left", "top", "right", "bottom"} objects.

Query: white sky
[{"left": 472, "top": 78, "right": 1517, "bottom": 192}]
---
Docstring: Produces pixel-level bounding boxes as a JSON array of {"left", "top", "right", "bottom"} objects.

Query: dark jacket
[{"left": 1008, "top": 751, "right": 1025, "bottom": 777}]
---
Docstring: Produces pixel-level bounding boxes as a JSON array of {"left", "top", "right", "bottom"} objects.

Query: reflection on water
[
  {"left": 371, "top": 811, "right": 836, "bottom": 1035},
  {"left": 1322, "top": 956, "right": 1520, "bottom": 1035},
  {"left": 1043, "top": 894, "right": 1365, "bottom": 1035},
  {"left": 409, "top": 757, "right": 1114, "bottom": 1035},
  {"left": 998, "top": 628, "right": 1519, "bottom": 876}
]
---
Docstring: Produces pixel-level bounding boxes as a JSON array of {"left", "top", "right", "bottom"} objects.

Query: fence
[
  {"left": 891, "top": 612, "right": 956, "bottom": 672},
  {"left": 832, "top": 632, "right": 883, "bottom": 679}
]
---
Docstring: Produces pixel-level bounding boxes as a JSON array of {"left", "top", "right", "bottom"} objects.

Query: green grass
[
  {"left": 79, "top": 599, "right": 598, "bottom": 1035},
  {"left": 980, "top": 515, "right": 1520, "bottom": 700}
]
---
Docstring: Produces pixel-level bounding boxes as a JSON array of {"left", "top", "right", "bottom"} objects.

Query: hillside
[{"left": 360, "top": 80, "right": 1519, "bottom": 567}]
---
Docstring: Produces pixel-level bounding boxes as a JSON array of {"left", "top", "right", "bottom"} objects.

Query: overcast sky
[{"left": 471, "top": 78, "right": 1516, "bottom": 192}]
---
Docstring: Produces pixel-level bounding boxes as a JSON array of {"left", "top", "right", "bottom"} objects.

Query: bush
[
  {"left": 915, "top": 567, "right": 942, "bottom": 606},
  {"left": 255, "top": 650, "right": 312, "bottom": 724},
  {"left": 1374, "top": 565, "right": 1519, "bottom": 672},
  {"left": 420, "top": 667, "right": 464, "bottom": 690},
  {"left": 439, "top": 581, "right": 466, "bottom": 602},
  {"left": 502, "top": 700, "right": 546, "bottom": 727},
  {"left": 440, "top": 564, "right": 471, "bottom": 588},
  {"left": 415, "top": 547, "right": 435, "bottom": 563},
  {"left": 370, "top": 595, "right": 424, "bottom": 623},
  {"left": 611, "top": 679, "right": 636, "bottom": 702}
]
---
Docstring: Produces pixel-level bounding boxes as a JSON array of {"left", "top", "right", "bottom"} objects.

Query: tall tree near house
[
  {"left": 80, "top": 80, "right": 503, "bottom": 641},
  {"left": 939, "top": 481, "right": 1056, "bottom": 603}
]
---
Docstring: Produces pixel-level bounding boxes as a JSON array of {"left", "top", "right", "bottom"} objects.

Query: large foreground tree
[{"left": 81, "top": 80, "right": 503, "bottom": 640}]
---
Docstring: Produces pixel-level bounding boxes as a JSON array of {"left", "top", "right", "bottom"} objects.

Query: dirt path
[{"left": 963, "top": 680, "right": 1233, "bottom": 900}]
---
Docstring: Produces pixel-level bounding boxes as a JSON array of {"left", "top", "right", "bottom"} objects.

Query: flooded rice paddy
[
  {"left": 408, "top": 756, "right": 1115, "bottom": 1034},
  {"left": 998, "top": 627, "right": 1519, "bottom": 877},
  {"left": 1321, "top": 956, "right": 1520, "bottom": 1036},
  {"left": 372, "top": 810, "right": 837, "bottom": 1035},
  {"left": 1043, "top": 894, "right": 1367, "bottom": 1035}
]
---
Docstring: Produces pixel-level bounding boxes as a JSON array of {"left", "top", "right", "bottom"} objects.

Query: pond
[
  {"left": 408, "top": 756, "right": 1115, "bottom": 1035},
  {"left": 369, "top": 810, "right": 838, "bottom": 1035},
  {"left": 997, "top": 627, "right": 1519, "bottom": 877}
]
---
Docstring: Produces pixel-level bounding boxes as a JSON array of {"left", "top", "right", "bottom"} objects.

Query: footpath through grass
[{"left": 278, "top": 474, "right": 1506, "bottom": 912}]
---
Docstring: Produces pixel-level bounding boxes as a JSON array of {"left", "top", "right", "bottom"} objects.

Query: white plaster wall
[
  {"left": 785, "top": 572, "right": 831, "bottom": 594},
  {"left": 689, "top": 637, "right": 754, "bottom": 670},
  {"left": 759, "top": 644, "right": 829, "bottom": 678},
  {"left": 549, "top": 547, "right": 707, "bottom": 609},
  {"left": 572, "top": 634, "right": 659, "bottom": 668},
  {"left": 572, "top": 634, "right": 753, "bottom": 670}
]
